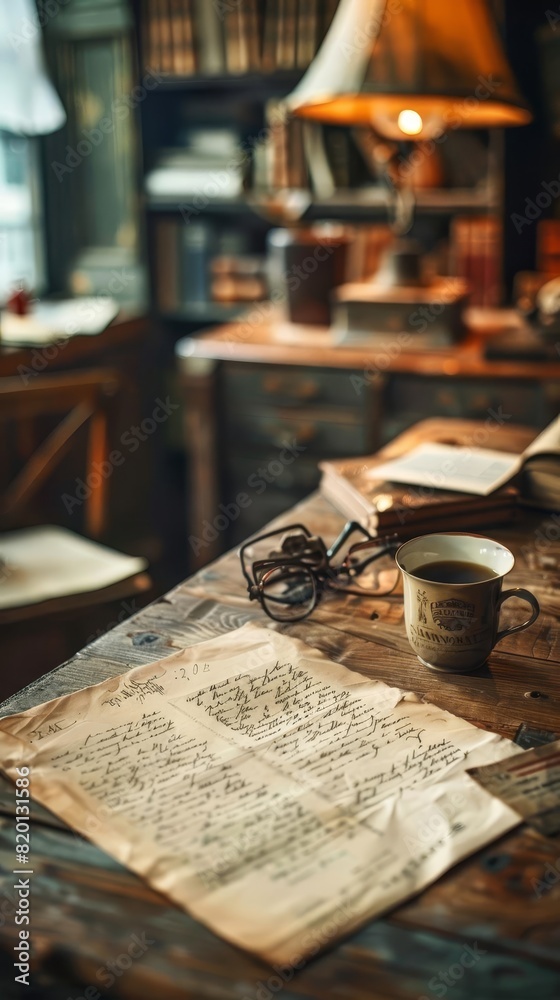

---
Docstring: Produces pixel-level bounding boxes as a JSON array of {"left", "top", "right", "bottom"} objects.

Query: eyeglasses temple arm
[{"left": 326, "top": 520, "right": 373, "bottom": 560}]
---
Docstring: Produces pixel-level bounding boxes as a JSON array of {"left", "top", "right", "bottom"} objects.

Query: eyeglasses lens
[
  {"left": 259, "top": 564, "right": 316, "bottom": 621},
  {"left": 339, "top": 547, "right": 400, "bottom": 596}
]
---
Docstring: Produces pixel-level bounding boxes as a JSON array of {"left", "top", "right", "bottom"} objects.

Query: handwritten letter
[{"left": 0, "top": 623, "right": 520, "bottom": 963}]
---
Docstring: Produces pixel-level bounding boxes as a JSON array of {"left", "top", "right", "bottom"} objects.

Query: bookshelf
[{"left": 133, "top": 1, "right": 506, "bottom": 337}]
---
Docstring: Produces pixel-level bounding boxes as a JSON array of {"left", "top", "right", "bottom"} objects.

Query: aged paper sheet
[
  {"left": 470, "top": 739, "right": 560, "bottom": 837},
  {"left": 0, "top": 623, "right": 521, "bottom": 964}
]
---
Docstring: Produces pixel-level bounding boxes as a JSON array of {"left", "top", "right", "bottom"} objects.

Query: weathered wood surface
[{"left": 1, "top": 475, "right": 560, "bottom": 997}]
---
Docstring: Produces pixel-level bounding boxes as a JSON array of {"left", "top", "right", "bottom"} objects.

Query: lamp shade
[{"left": 287, "top": 0, "right": 531, "bottom": 140}]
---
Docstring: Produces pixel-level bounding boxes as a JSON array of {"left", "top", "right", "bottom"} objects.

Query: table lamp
[
  {"left": 287, "top": 0, "right": 531, "bottom": 141},
  {"left": 284, "top": 0, "right": 532, "bottom": 343}
]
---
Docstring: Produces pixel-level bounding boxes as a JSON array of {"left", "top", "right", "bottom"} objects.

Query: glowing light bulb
[{"left": 397, "top": 109, "right": 423, "bottom": 136}]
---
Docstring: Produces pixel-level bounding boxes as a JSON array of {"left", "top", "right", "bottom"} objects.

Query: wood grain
[{"left": 1, "top": 443, "right": 560, "bottom": 997}]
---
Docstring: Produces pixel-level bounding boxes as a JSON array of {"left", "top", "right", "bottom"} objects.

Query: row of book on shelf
[
  {"left": 142, "top": 0, "right": 339, "bottom": 77},
  {"left": 152, "top": 214, "right": 504, "bottom": 315}
]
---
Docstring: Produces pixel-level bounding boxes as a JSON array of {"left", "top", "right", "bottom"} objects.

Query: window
[{"left": 0, "top": 132, "right": 44, "bottom": 300}]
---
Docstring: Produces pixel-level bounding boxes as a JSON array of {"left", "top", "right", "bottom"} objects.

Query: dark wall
[{"left": 503, "top": 1, "right": 559, "bottom": 294}]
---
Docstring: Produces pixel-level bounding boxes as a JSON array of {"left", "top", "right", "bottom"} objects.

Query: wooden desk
[
  {"left": 0, "top": 313, "right": 149, "bottom": 378},
  {"left": 177, "top": 312, "right": 560, "bottom": 567},
  {"left": 1, "top": 424, "right": 559, "bottom": 998}
]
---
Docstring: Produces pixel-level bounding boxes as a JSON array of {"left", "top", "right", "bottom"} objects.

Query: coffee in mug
[{"left": 396, "top": 533, "right": 540, "bottom": 673}]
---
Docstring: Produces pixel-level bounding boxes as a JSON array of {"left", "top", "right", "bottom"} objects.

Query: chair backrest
[{"left": 0, "top": 368, "right": 120, "bottom": 539}]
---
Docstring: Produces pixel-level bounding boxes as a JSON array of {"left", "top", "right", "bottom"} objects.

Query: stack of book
[
  {"left": 145, "top": 129, "right": 244, "bottom": 202},
  {"left": 450, "top": 215, "right": 503, "bottom": 307},
  {"left": 320, "top": 415, "right": 560, "bottom": 536},
  {"left": 142, "top": 0, "right": 340, "bottom": 77},
  {"left": 210, "top": 255, "right": 268, "bottom": 305},
  {"left": 319, "top": 454, "right": 520, "bottom": 539},
  {"left": 537, "top": 220, "right": 560, "bottom": 276},
  {"left": 153, "top": 217, "right": 266, "bottom": 314}
]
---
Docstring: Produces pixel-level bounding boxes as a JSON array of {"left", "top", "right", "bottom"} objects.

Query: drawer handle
[
  {"left": 294, "top": 380, "right": 321, "bottom": 401},
  {"left": 262, "top": 375, "right": 321, "bottom": 401},
  {"left": 268, "top": 423, "right": 318, "bottom": 448}
]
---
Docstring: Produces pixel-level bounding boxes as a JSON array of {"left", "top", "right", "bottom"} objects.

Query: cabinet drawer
[
  {"left": 224, "top": 406, "right": 370, "bottom": 456},
  {"left": 222, "top": 363, "right": 369, "bottom": 411},
  {"left": 387, "top": 376, "right": 546, "bottom": 426},
  {"left": 224, "top": 454, "right": 321, "bottom": 496}
]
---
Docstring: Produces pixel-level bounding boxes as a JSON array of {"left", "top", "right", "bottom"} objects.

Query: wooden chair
[{"left": 0, "top": 369, "right": 152, "bottom": 699}]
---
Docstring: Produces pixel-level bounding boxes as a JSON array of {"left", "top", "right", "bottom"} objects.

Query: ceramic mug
[{"left": 396, "top": 532, "right": 540, "bottom": 673}]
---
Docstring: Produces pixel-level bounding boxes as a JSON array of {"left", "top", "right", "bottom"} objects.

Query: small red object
[{"left": 6, "top": 286, "right": 30, "bottom": 316}]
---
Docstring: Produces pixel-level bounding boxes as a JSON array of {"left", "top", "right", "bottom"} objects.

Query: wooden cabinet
[{"left": 177, "top": 317, "right": 560, "bottom": 568}]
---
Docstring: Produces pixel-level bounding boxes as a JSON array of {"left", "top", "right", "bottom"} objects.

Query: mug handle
[{"left": 495, "top": 588, "right": 540, "bottom": 645}]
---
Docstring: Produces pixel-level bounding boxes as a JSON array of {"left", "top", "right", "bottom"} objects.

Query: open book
[
  {"left": 367, "top": 415, "right": 560, "bottom": 508},
  {"left": 319, "top": 457, "right": 519, "bottom": 536}
]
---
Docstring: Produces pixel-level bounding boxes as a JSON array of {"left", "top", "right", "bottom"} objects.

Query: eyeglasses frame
[{"left": 240, "top": 521, "right": 400, "bottom": 621}]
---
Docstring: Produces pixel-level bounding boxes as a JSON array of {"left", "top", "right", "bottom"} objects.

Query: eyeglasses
[{"left": 240, "top": 521, "right": 400, "bottom": 622}]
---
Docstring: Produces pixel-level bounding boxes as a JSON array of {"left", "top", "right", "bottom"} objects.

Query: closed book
[
  {"left": 169, "top": 0, "right": 185, "bottom": 74},
  {"left": 296, "top": 0, "right": 317, "bottom": 68},
  {"left": 225, "top": 8, "right": 248, "bottom": 73},
  {"left": 245, "top": 0, "right": 261, "bottom": 70},
  {"left": 319, "top": 454, "right": 519, "bottom": 537},
  {"left": 158, "top": 0, "right": 174, "bottom": 73},
  {"left": 263, "top": 0, "right": 279, "bottom": 71},
  {"left": 181, "top": 223, "right": 214, "bottom": 305},
  {"left": 280, "top": 0, "right": 297, "bottom": 69},
  {"left": 181, "top": 0, "right": 197, "bottom": 75},
  {"left": 142, "top": 0, "right": 159, "bottom": 72},
  {"left": 192, "top": 0, "right": 225, "bottom": 74},
  {"left": 154, "top": 217, "right": 180, "bottom": 313}
]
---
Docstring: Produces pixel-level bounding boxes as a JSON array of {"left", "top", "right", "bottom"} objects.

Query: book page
[
  {"left": 522, "top": 414, "right": 560, "bottom": 462},
  {"left": 371, "top": 442, "right": 522, "bottom": 496},
  {"left": 0, "top": 623, "right": 521, "bottom": 965}
]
